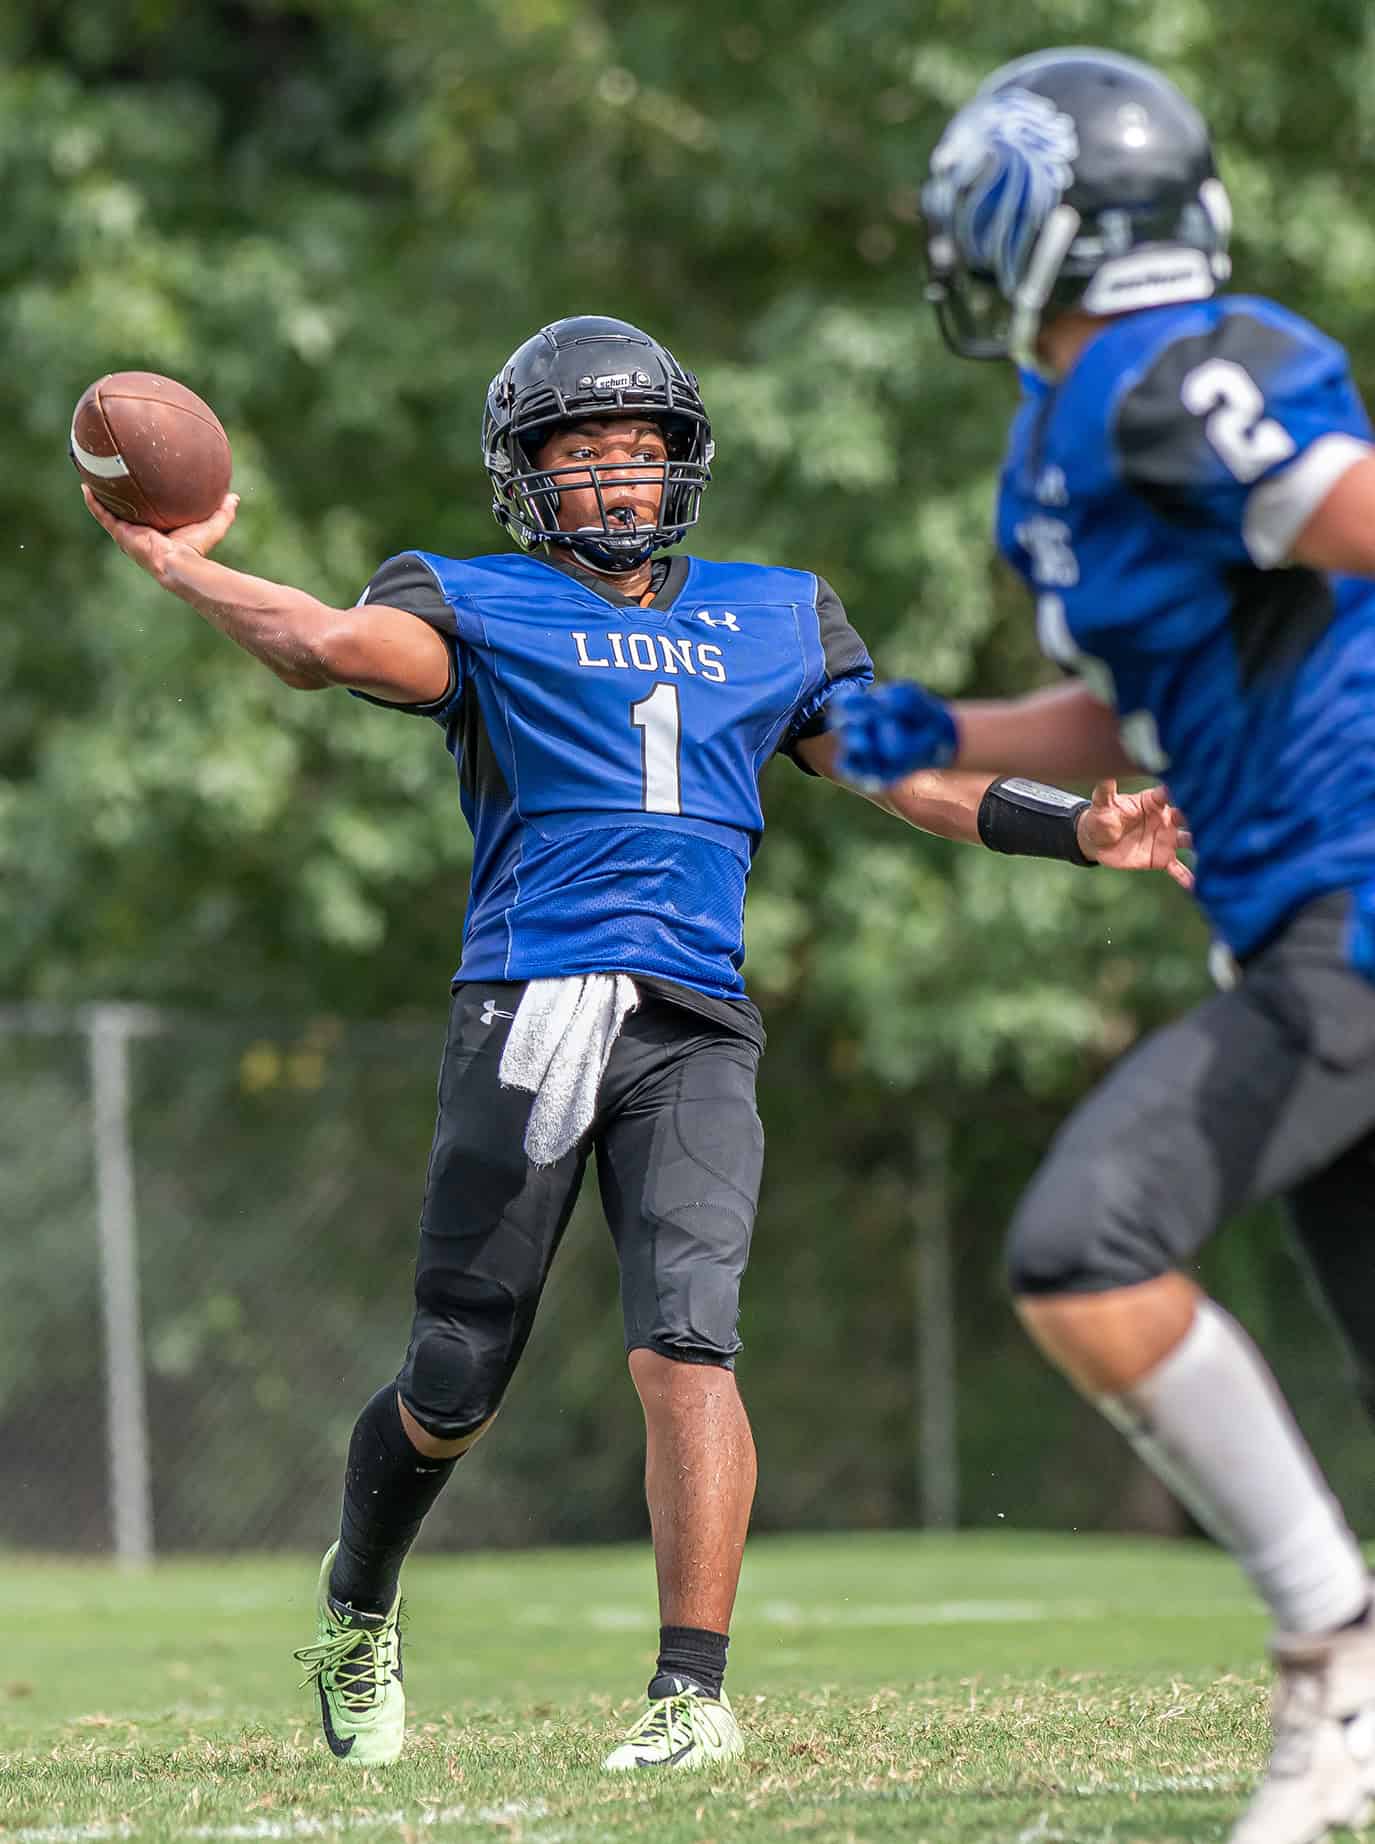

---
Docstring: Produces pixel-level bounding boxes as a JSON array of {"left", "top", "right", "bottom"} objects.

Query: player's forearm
[
  {"left": 872, "top": 770, "right": 994, "bottom": 841},
  {"left": 154, "top": 544, "right": 340, "bottom": 688},
  {"left": 954, "top": 683, "right": 1138, "bottom": 781}
]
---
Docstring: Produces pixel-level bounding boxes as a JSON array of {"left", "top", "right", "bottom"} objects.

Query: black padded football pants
[{"left": 396, "top": 982, "right": 765, "bottom": 1440}]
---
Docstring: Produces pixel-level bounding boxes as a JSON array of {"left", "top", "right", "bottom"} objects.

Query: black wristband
[{"left": 976, "top": 776, "right": 1097, "bottom": 866}]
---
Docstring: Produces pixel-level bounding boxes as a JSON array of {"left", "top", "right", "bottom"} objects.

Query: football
[{"left": 70, "top": 371, "right": 232, "bottom": 531}]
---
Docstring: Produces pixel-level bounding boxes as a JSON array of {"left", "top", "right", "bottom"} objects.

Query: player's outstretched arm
[
  {"left": 807, "top": 695, "right": 1192, "bottom": 884},
  {"left": 954, "top": 682, "right": 1141, "bottom": 782},
  {"left": 83, "top": 488, "right": 452, "bottom": 703},
  {"left": 825, "top": 677, "right": 1140, "bottom": 788},
  {"left": 796, "top": 735, "right": 989, "bottom": 838}
]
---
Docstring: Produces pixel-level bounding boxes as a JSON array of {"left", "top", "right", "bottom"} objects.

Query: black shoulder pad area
[
  {"left": 361, "top": 553, "right": 458, "bottom": 638},
  {"left": 1112, "top": 312, "right": 1306, "bottom": 522},
  {"left": 814, "top": 576, "right": 870, "bottom": 681}
]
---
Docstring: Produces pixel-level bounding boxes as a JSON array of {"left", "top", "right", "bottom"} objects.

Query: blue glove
[{"left": 827, "top": 680, "right": 960, "bottom": 789}]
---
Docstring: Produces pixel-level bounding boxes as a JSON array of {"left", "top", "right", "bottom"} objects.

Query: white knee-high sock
[{"left": 1100, "top": 1300, "right": 1369, "bottom": 1635}]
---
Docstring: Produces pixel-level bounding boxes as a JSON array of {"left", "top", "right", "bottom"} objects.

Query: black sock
[
  {"left": 328, "top": 1385, "right": 458, "bottom": 1617},
  {"left": 651, "top": 1625, "right": 729, "bottom": 1700}
]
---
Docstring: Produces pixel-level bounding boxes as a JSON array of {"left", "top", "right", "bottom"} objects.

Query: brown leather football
[{"left": 70, "top": 372, "right": 232, "bottom": 530}]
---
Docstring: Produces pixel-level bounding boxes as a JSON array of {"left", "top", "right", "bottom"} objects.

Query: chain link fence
[
  {"left": 0, "top": 1002, "right": 961, "bottom": 1560},
  {"left": 3, "top": 1001, "right": 1367, "bottom": 1560},
  {"left": 2, "top": 1003, "right": 639, "bottom": 1555}
]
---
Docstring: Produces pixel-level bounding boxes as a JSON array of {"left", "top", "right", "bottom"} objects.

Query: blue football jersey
[
  {"left": 355, "top": 549, "right": 872, "bottom": 997},
  {"left": 997, "top": 294, "right": 1375, "bottom": 957}
]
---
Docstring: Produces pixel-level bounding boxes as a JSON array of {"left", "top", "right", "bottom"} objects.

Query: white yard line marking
[
  {"left": 6, "top": 1803, "right": 558, "bottom": 1843},
  {"left": 5, "top": 1776, "right": 1252, "bottom": 1844},
  {"left": 519, "top": 1595, "right": 1259, "bottom": 1630},
  {"left": 1013, "top": 1775, "right": 1252, "bottom": 1839},
  {"left": 760, "top": 1598, "right": 1111, "bottom": 1626},
  {"left": 1072, "top": 1772, "right": 1248, "bottom": 1795}
]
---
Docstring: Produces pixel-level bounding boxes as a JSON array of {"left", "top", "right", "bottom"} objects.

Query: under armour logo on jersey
[
  {"left": 695, "top": 610, "right": 739, "bottom": 630},
  {"left": 479, "top": 1000, "right": 515, "bottom": 1027}
]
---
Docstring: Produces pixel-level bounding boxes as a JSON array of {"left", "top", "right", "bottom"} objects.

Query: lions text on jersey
[
  {"left": 354, "top": 549, "right": 872, "bottom": 998},
  {"left": 999, "top": 295, "right": 1375, "bottom": 957}
]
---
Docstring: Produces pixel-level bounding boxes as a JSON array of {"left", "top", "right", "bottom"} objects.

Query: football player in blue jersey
[
  {"left": 830, "top": 48, "right": 1375, "bottom": 1844},
  {"left": 83, "top": 312, "right": 1185, "bottom": 1773}
]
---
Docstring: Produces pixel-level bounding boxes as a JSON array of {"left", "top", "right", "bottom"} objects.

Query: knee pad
[
  {"left": 399, "top": 1283, "right": 528, "bottom": 1439},
  {"left": 1007, "top": 1147, "right": 1174, "bottom": 1297}
]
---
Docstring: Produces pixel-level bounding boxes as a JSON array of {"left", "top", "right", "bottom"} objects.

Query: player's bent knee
[
  {"left": 398, "top": 1307, "right": 523, "bottom": 1439},
  {"left": 399, "top": 1393, "right": 498, "bottom": 1452},
  {"left": 1006, "top": 1149, "right": 1173, "bottom": 1297}
]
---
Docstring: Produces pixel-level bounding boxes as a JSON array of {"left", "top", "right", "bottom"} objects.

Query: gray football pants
[{"left": 1007, "top": 893, "right": 1375, "bottom": 1413}]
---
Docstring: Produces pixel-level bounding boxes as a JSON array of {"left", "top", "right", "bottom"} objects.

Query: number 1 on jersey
[{"left": 631, "top": 683, "right": 682, "bottom": 815}]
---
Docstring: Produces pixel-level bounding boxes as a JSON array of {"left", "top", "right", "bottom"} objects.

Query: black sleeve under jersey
[
  {"left": 778, "top": 576, "right": 874, "bottom": 774},
  {"left": 350, "top": 551, "right": 461, "bottom": 717}
]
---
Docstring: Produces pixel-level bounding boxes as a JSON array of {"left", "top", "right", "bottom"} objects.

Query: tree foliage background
[{"left": 3, "top": 0, "right": 1374, "bottom": 1546}]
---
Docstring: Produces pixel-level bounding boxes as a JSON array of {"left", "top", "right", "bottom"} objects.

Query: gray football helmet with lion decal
[{"left": 922, "top": 48, "right": 1232, "bottom": 368}]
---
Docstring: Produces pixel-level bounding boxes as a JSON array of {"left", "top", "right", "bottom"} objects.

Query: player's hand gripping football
[
  {"left": 82, "top": 484, "right": 239, "bottom": 581},
  {"left": 1075, "top": 779, "right": 1194, "bottom": 888}
]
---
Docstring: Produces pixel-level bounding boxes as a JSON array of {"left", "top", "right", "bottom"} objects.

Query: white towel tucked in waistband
[{"left": 498, "top": 974, "right": 639, "bottom": 1166}]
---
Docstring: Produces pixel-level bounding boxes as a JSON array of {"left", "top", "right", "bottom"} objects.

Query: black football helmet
[
  {"left": 922, "top": 47, "right": 1232, "bottom": 368},
  {"left": 482, "top": 315, "right": 713, "bottom": 573}
]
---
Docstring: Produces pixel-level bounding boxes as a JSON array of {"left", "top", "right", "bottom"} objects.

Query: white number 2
[
  {"left": 1179, "top": 358, "right": 1295, "bottom": 483},
  {"left": 630, "top": 683, "right": 682, "bottom": 814}
]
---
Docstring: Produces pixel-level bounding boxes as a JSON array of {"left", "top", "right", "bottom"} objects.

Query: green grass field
[{"left": 0, "top": 1531, "right": 1293, "bottom": 1843}]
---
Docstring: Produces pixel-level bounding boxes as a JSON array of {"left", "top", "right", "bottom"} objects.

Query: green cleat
[
  {"left": 293, "top": 1542, "right": 405, "bottom": 1765},
  {"left": 602, "top": 1677, "right": 744, "bottom": 1771}
]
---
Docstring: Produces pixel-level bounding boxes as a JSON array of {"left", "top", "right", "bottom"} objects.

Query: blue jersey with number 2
[
  {"left": 356, "top": 550, "right": 871, "bottom": 997},
  {"left": 998, "top": 295, "right": 1375, "bottom": 956}
]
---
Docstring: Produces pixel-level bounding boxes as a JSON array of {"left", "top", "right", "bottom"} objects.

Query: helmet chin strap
[{"left": 566, "top": 544, "right": 648, "bottom": 576}]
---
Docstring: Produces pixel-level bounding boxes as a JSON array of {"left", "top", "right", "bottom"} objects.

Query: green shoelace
[
  {"left": 294, "top": 1620, "right": 396, "bottom": 1716},
  {"left": 621, "top": 1693, "right": 701, "bottom": 1750}
]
